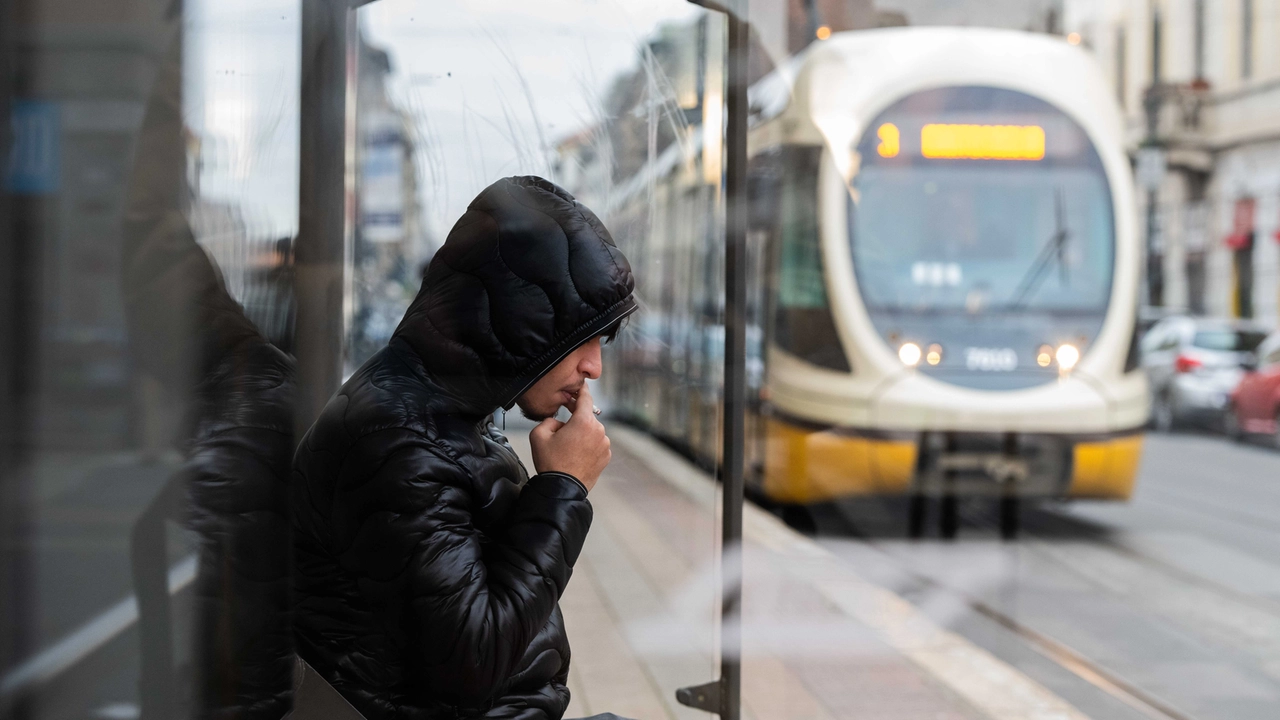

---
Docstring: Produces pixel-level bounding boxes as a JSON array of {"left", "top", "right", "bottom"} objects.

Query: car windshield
[{"left": 1192, "top": 330, "right": 1267, "bottom": 352}]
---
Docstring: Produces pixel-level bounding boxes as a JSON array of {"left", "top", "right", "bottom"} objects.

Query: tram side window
[{"left": 760, "top": 146, "right": 852, "bottom": 372}]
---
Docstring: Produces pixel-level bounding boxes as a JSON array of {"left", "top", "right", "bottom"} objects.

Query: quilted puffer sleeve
[
  {"left": 326, "top": 428, "right": 592, "bottom": 709},
  {"left": 186, "top": 417, "right": 294, "bottom": 719}
]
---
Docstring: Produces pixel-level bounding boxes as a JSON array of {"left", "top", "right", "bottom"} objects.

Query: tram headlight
[
  {"left": 1056, "top": 343, "right": 1080, "bottom": 371},
  {"left": 898, "top": 342, "right": 922, "bottom": 367},
  {"left": 926, "top": 344, "right": 943, "bottom": 366}
]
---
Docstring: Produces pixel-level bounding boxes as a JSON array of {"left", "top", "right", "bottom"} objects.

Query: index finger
[{"left": 571, "top": 383, "right": 595, "bottom": 420}]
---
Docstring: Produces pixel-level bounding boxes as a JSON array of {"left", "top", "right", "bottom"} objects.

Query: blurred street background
[{"left": 4, "top": 0, "right": 1280, "bottom": 719}]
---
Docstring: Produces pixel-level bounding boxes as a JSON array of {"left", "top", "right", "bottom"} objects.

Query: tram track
[
  {"left": 828, "top": 510, "right": 1200, "bottom": 720},
  {"left": 825, "top": 482, "right": 1280, "bottom": 720},
  {"left": 1138, "top": 486, "right": 1280, "bottom": 537},
  {"left": 962, "top": 595, "right": 1195, "bottom": 720},
  {"left": 1017, "top": 503, "right": 1280, "bottom": 620}
]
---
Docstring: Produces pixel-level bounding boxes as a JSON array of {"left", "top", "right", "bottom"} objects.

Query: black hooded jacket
[{"left": 292, "top": 176, "right": 636, "bottom": 719}]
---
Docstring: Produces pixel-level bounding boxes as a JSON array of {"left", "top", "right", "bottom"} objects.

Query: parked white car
[{"left": 1140, "top": 316, "right": 1269, "bottom": 432}]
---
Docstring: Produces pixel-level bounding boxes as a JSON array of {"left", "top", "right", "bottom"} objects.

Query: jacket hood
[{"left": 393, "top": 176, "right": 636, "bottom": 415}]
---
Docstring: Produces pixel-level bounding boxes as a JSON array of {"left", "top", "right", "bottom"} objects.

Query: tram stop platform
[{"left": 502, "top": 420, "right": 1091, "bottom": 720}]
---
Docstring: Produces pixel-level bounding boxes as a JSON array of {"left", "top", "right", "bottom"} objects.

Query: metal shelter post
[
  {"left": 677, "top": 1, "right": 748, "bottom": 718},
  {"left": 295, "top": 0, "right": 371, "bottom": 438},
  {"left": 0, "top": 2, "right": 35, "bottom": 714}
]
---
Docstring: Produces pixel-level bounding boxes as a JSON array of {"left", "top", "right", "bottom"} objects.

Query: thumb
[{"left": 534, "top": 417, "right": 566, "bottom": 437}]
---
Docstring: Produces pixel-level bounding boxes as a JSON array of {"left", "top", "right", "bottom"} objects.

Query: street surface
[
  {"left": 816, "top": 431, "right": 1280, "bottom": 720},
  {"left": 9, "top": 429, "right": 1280, "bottom": 720},
  {"left": 1, "top": 453, "right": 187, "bottom": 720}
]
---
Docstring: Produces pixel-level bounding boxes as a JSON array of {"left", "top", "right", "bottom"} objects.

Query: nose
[{"left": 579, "top": 338, "right": 603, "bottom": 380}]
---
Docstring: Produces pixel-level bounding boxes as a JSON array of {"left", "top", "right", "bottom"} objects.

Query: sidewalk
[{"left": 505, "top": 422, "right": 1093, "bottom": 720}]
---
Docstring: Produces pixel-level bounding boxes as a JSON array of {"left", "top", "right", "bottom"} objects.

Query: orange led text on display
[
  {"left": 920, "top": 123, "right": 1045, "bottom": 160},
  {"left": 876, "top": 123, "right": 900, "bottom": 158}
]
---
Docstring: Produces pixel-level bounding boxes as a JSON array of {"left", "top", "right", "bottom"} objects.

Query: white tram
[{"left": 604, "top": 28, "right": 1147, "bottom": 537}]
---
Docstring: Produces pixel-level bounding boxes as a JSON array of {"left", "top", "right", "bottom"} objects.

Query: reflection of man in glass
[
  {"left": 293, "top": 176, "right": 636, "bottom": 720},
  {"left": 122, "top": 34, "right": 296, "bottom": 720}
]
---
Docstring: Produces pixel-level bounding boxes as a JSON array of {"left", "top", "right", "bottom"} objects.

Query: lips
[{"left": 562, "top": 384, "right": 587, "bottom": 407}]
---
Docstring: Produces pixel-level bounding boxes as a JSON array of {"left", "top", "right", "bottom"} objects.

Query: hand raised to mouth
[
  {"left": 565, "top": 386, "right": 603, "bottom": 416},
  {"left": 530, "top": 383, "right": 611, "bottom": 492}
]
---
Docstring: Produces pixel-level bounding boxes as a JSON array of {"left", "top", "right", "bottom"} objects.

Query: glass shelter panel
[
  {"left": 5, "top": 1, "right": 1280, "bottom": 720},
  {"left": 351, "top": 2, "right": 727, "bottom": 718},
  {"left": 2, "top": 0, "right": 301, "bottom": 718}
]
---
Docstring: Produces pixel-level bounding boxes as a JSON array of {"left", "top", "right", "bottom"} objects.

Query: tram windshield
[{"left": 849, "top": 87, "right": 1115, "bottom": 316}]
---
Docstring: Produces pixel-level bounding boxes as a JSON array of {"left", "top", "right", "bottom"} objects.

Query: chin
[
  {"left": 518, "top": 402, "right": 556, "bottom": 422},
  {"left": 519, "top": 408, "right": 547, "bottom": 422}
]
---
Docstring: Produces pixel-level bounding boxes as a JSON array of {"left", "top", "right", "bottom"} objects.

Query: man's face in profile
[{"left": 516, "top": 337, "right": 604, "bottom": 421}]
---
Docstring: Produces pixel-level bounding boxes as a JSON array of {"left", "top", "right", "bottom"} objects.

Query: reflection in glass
[
  {"left": 123, "top": 10, "right": 298, "bottom": 718},
  {"left": 5, "top": 3, "right": 1280, "bottom": 720}
]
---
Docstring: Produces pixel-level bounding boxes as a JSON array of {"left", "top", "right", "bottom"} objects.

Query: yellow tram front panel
[
  {"left": 763, "top": 416, "right": 1145, "bottom": 504},
  {"left": 762, "top": 417, "right": 915, "bottom": 504},
  {"left": 1067, "top": 433, "right": 1144, "bottom": 500}
]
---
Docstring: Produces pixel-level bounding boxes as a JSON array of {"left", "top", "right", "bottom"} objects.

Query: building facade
[
  {"left": 347, "top": 36, "right": 427, "bottom": 371},
  {"left": 1066, "top": 0, "right": 1280, "bottom": 324}
]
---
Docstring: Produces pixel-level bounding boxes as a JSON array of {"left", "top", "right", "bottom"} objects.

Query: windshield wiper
[{"left": 1007, "top": 189, "right": 1069, "bottom": 310}]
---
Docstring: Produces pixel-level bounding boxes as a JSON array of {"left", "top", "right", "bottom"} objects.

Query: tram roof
[{"left": 604, "top": 26, "right": 1120, "bottom": 215}]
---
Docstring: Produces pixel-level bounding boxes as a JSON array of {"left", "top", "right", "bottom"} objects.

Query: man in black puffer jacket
[{"left": 292, "top": 176, "right": 637, "bottom": 719}]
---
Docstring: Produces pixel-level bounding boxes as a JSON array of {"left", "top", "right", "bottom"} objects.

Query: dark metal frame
[
  {"left": 0, "top": 0, "right": 35, "bottom": 714},
  {"left": 296, "top": 0, "right": 376, "bottom": 436},
  {"left": 676, "top": 1, "right": 748, "bottom": 719}
]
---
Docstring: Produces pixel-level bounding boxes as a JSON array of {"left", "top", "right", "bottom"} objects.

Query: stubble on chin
[
  {"left": 519, "top": 405, "right": 553, "bottom": 422},
  {"left": 517, "top": 396, "right": 560, "bottom": 422}
]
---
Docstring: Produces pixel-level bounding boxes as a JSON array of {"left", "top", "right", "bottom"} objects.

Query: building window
[
  {"left": 1184, "top": 177, "right": 1209, "bottom": 315},
  {"left": 750, "top": 146, "right": 852, "bottom": 373},
  {"left": 1151, "top": 8, "right": 1163, "bottom": 83},
  {"left": 1194, "top": 0, "right": 1206, "bottom": 80},
  {"left": 1186, "top": 250, "right": 1207, "bottom": 315},
  {"left": 1227, "top": 198, "right": 1257, "bottom": 318},
  {"left": 1116, "top": 26, "right": 1127, "bottom": 107},
  {"left": 1242, "top": 0, "right": 1254, "bottom": 80}
]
